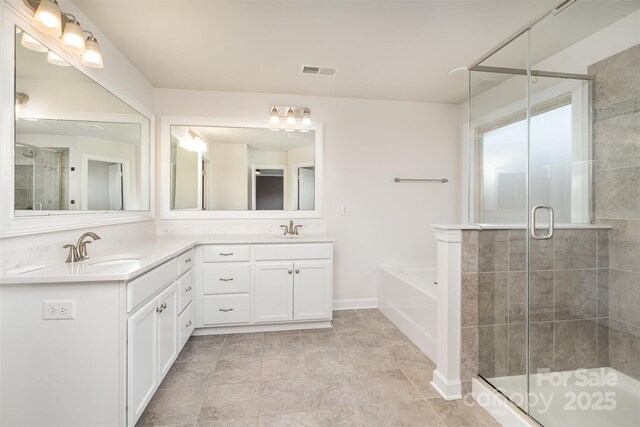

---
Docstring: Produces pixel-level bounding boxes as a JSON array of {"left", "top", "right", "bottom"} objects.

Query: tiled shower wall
[
  {"left": 461, "top": 228, "right": 610, "bottom": 385},
  {"left": 591, "top": 44, "right": 640, "bottom": 380}
]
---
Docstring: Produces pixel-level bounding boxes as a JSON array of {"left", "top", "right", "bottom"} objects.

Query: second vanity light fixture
[
  {"left": 23, "top": 0, "right": 104, "bottom": 68},
  {"left": 269, "top": 107, "right": 312, "bottom": 127},
  {"left": 179, "top": 130, "right": 208, "bottom": 153}
]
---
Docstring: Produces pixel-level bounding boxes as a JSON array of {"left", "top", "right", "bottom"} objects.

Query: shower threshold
[{"left": 487, "top": 367, "right": 640, "bottom": 427}]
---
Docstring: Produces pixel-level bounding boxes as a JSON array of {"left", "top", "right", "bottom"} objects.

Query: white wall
[
  {"left": 155, "top": 89, "right": 461, "bottom": 306},
  {"left": 210, "top": 142, "right": 248, "bottom": 210}
]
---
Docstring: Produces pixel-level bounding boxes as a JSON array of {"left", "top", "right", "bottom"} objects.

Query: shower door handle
[{"left": 530, "top": 205, "right": 554, "bottom": 240}]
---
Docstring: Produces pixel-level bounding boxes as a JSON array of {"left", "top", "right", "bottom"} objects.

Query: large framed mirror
[
  {"left": 1, "top": 10, "right": 152, "bottom": 236},
  {"left": 161, "top": 117, "right": 323, "bottom": 219}
]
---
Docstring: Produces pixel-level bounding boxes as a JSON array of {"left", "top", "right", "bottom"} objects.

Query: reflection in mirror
[
  {"left": 170, "top": 126, "right": 315, "bottom": 211},
  {"left": 14, "top": 27, "right": 149, "bottom": 215}
]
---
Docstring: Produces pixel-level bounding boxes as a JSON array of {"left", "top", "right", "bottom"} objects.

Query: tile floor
[{"left": 137, "top": 309, "right": 499, "bottom": 426}]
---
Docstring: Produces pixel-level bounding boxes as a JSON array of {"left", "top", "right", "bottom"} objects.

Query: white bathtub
[{"left": 378, "top": 265, "right": 437, "bottom": 361}]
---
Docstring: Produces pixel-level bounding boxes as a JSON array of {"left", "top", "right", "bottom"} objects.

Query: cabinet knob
[
  {"left": 288, "top": 270, "right": 293, "bottom": 274},
  {"left": 186, "top": 286, "right": 192, "bottom": 292},
  {"left": 219, "top": 308, "right": 234, "bottom": 312},
  {"left": 295, "top": 269, "right": 300, "bottom": 274},
  {"left": 185, "top": 258, "right": 192, "bottom": 263},
  {"left": 156, "top": 306, "right": 163, "bottom": 313},
  {"left": 186, "top": 320, "right": 192, "bottom": 327},
  {"left": 161, "top": 303, "right": 167, "bottom": 310}
]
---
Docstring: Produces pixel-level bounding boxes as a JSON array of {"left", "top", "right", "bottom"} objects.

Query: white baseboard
[
  {"left": 332, "top": 298, "right": 378, "bottom": 310},
  {"left": 431, "top": 369, "right": 462, "bottom": 400},
  {"left": 472, "top": 378, "right": 536, "bottom": 427}
]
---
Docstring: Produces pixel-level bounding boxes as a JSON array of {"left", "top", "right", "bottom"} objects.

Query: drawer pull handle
[
  {"left": 220, "top": 253, "right": 234, "bottom": 256},
  {"left": 186, "top": 320, "right": 192, "bottom": 327},
  {"left": 288, "top": 270, "right": 293, "bottom": 274},
  {"left": 185, "top": 258, "right": 192, "bottom": 263},
  {"left": 295, "top": 269, "right": 300, "bottom": 274},
  {"left": 219, "top": 308, "right": 234, "bottom": 312},
  {"left": 185, "top": 286, "right": 192, "bottom": 292},
  {"left": 219, "top": 278, "right": 234, "bottom": 282}
]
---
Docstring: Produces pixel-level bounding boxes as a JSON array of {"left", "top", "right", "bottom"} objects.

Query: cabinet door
[
  {"left": 254, "top": 262, "right": 294, "bottom": 322},
  {"left": 294, "top": 260, "right": 332, "bottom": 320},
  {"left": 157, "top": 282, "right": 179, "bottom": 381},
  {"left": 127, "top": 297, "right": 158, "bottom": 427}
]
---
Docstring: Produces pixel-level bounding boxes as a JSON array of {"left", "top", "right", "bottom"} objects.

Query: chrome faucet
[
  {"left": 63, "top": 232, "right": 101, "bottom": 263},
  {"left": 280, "top": 220, "right": 302, "bottom": 236}
]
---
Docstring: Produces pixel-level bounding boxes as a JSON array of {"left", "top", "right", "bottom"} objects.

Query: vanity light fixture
[
  {"left": 20, "top": 32, "right": 48, "bottom": 52},
  {"left": 268, "top": 106, "right": 312, "bottom": 126},
  {"left": 22, "top": 0, "right": 105, "bottom": 67},
  {"left": 15, "top": 92, "right": 29, "bottom": 114},
  {"left": 180, "top": 130, "right": 207, "bottom": 153},
  {"left": 47, "top": 50, "right": 70, "bottom": 67},
  {"left": 286, "top": 108, "right": 296, "bottom": 125},
  {"left": 81, "top": 32, "right": 104, "bottom": 69},
  {"left": 270, "top": 107, "right": 280, "bottom": 124},
  {"left": 60, "top": 14, "right": 86, "bottom": 55},
  {"left": 301, "top": 108, "right": 311, "bottom": 126},
  {"left": 32, "top": 0, "right": 62, "bottom": 37}
]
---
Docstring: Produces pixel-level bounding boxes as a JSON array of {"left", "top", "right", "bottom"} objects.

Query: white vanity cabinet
[
  {"left": 127, "top": 249, "right": 194, "bottom": 427},
  {"left": 198, "top": 242, "right": 333, "bottom": 329}
]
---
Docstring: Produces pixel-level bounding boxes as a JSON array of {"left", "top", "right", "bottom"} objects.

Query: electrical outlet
[
  {"left": 43, "top": 300, "right": 76, "bottom": 320},
  {"left": 340, "top": 205, "right": 349, "bottom": 216}
]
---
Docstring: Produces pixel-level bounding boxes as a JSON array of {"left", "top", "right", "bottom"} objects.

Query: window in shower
[{"left": 472, "top": 88, "right": 591, "bottom": 225}]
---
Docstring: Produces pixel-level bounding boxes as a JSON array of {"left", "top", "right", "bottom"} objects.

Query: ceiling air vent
[{"left": 301, "top": 64, "right": 337, "bottom": 76}]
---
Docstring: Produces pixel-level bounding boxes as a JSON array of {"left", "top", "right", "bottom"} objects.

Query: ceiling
[
  {"left": 74, "top": 0, "right": 639, "bottom": 104},
  {"left": 17, "top": 119, "right": 141, "bottom": 145}
]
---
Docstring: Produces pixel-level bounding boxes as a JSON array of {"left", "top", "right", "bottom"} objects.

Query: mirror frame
[
  {"left": 160, "top": 116, "right": 324, "bottom": 219},
  {"left": 0, "top": 3, "right": 154, "bottom": 237}
]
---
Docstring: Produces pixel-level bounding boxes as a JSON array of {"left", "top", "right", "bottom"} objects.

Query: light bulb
[
  {"left": 61, "top": 18, "right": 86, "bottom": 56},
  {"left": 47, "top": 51, "right": 70, "bottom": 67},
  {"left": 301, "top": 108, "right": 311, "bottom": 126},
  {"left": 270, "top": 107, "right": 279, "bottom": 124},
  {"left": 286, "top": 108, "right": 295, "bottom": 125},
  {"left": 81, "top": 36, "right": 103, "bottom": 68},
  {"left": 33, "top": 0, "right": 62, "bottom": 37},
  {"left": 21, "top": 32, "right": 48, "bottom": 53}
]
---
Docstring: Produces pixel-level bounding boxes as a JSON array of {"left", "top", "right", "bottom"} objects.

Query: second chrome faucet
[
  {"left": 280, "top": 220, "right": 302, "bottom": 236},
  {"left": 64, "top": 232, "right": 101, "bottom": 263}
]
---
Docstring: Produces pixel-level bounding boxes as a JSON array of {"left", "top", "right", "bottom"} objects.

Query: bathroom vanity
[{"left": 0, "top": 236, "right": 334, "bottom": 426}]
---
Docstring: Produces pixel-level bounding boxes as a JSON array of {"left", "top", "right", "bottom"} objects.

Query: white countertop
[{"left": 0, "top": 234, "right": 336, "bottom": 285}]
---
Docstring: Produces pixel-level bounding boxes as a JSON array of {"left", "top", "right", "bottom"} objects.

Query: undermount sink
[{"left": 88, "top": 254, "right": 145, "bottom": 267}]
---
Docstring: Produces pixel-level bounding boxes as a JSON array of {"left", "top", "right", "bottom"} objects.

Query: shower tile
[
  {"left": 554, "top": 230, "right": 597, "bottom": 270},
  {"left": 594, "top": 114, "right": 640, "bottom": 170},
  {"left": 508, "top": 271, "right": 554, "bottom": 324},
  {"left": 508, "top": 230, "right": 553, "bottom": 272},
  {"left": 461, "top": 327, "right": 478, "bottom": 381},
  {"left": 597, "top": 269, "right": 610, "bottom": 319},
  {"left": 617, "top": 270, "right": 640, "bottom": 328},
  {"left": 507, "top": 324, "right": 526, "bottom": 376},
  {"left": 609, "top": 269, "right": 621, "bottom": 321},
  {"left": 478, "top": 325, "right": 508, "bottom": 378},
  {"left": 608, "top": 219, "right": 640, "bottom": 273},
  {"left": 554, "top": 269, "right": 597, "bottom": 321},
  {"left": 554, "top": 320, "right": 598, "bottom": 371},
  {"left": 595, "top": 166, "right": 640, "bottom": 220},
  {"left": 478, "top": 230, "right": 508, "bottom": 272},
  {"left": 478, "top": 272, "right": 508, "bottom": 325},
  {"left": 462, "top": 231, "right": 479, "bottom": 273},
  {"left": 597, "top": 319, "right": 610, "bottom": 368},
  {"left": 509, "top": 322, "right": 554, "bottom": 375},
  {"left": 461, "top": 273, "right": 478, "bottom": 327},
  {"left": 597, "top": 229, "right": 610, "bottom": 269},
  {"left": 608, "top": 319, "right": 640, "bottom": 381},
  {"left": 589, "top": 45, "right": 640, "bottom": 108}
]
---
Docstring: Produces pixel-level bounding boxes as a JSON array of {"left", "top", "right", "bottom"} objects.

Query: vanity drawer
[
  {"left": 178, "top": 301, "right": 195, "bottom": 349},
  {"left": 254, "top": 244, "right": 332, "bottom": 261},
  {"left": 178, "top": 270, "right": 194, "bottom": 313},
  {"left": 127, "top": 258, "right": 179, "bottom": 312},
  {"left": 202, "top": 294, "right": 250, "bottom": 325},
  {"left": 178, "top": 249, "right": 195, "bottom": 274},
  {"left": 202, "top": 263, "right": 250, "bottom": 294},
  {"left": 202, "top": 245, "right": 250, "bottom": 263}
]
